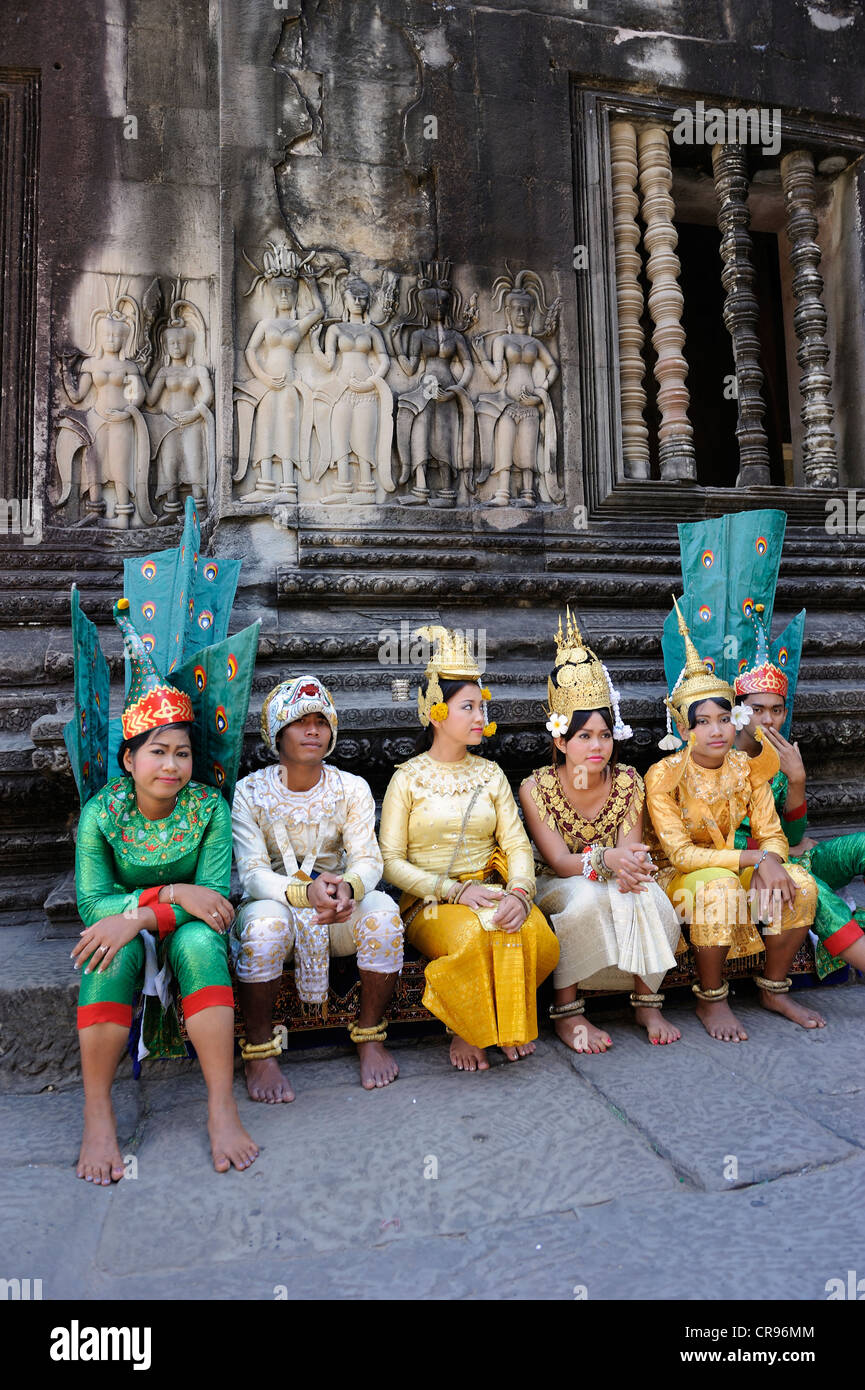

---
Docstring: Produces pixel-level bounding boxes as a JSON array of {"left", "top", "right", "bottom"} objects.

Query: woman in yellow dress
[
  {"left": 379, "top": 627, "right": 559, "bottom": 1071},
  {"left": 519, "top": 612, "right": 683, "bottom": 1053},
  {"left": 644, "top": 600, "right": 822, "bottom": 1043}
]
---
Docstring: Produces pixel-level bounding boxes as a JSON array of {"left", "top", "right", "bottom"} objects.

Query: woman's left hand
[
  {"left": 72, "top": 914, "right": 142, "bottom": 974},
  {"left": 491, "top": 893, "right": 528, "bottom": 932}
]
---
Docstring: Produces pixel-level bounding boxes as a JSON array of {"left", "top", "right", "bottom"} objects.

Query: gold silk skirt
[
  {"left": 661, "top": 861, "right": 818, "bottom": 961},
  {"left": 403, "top": 850, "right": 559, "bottom": 1048}
]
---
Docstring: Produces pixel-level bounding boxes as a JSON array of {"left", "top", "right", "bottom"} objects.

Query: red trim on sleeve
[
  {"left": 182, "top": 985, "right": 235, "bottom": 1018},
  {"left": 785, "top": 801, "right": 807, "bottom": 821},
  {"left": 824, "top": 919, "right": 864, "bottom": 957},
  {"left": 154, "top": 903, "right": 178, "bottom": 938},
  {"left": 136, "top": 886, "right": 177, "bottom": 937},
  {"left": 77, "top": 1002, "right": 133, "bottom": 1030}
]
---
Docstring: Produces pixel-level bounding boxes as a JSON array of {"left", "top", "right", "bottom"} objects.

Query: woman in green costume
[{"left": 73, "top": 600, "right": 258, "bottom": 1183}]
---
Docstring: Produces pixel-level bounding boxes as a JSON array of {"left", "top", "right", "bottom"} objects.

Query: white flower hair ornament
[
  {"left": 546, "top": 712, "right": 570, "bottom": 738},
  {"left": 729, "top": 704, "right": 753, "bottom": 731}
]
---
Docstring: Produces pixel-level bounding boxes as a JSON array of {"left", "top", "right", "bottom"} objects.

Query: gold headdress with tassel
[
  {"left": 416, "top": 626, "right": 487, "bottom": 728},
  {"left": 548, "top": 609, "right": 610, "bottom": 716},
  {"left": 546, "top": 608, "right": 632, "bottom": 740},
  {"left": 659, "top": 596, "right": 735, "bottom": 749}
]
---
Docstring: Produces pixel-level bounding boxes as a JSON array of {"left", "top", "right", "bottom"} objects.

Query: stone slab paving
[{"left": 0, "top": 981, "right": 862, "bottom": 1300}]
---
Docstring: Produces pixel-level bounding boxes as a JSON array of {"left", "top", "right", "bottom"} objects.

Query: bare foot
[
  {"left": 244, "top": 1056, "right": 295, "bottom": 1104},
  {"left": 77, "top": 1102, "right": 125, "bottom": 1186},
  {"left": 208, "top": 1099, "right": 259, "bottom": 1172},
  {"left": 696, "top": 998, "right": 748, "bottom": 1042},
  {"left": 759, "top": 990, "right": 826, "bottom": 1029},
  {"left": 501, "top": 1041, "right": 536, "bottom": 1061},
  {"left": 555, "top": 1015, "right": 611, "bottom": 1054},
  {"left": 357, "top": 1040, "right": 399, "bottom": 1089},
  {"left": 449, "top": 1035, "right": 489, "bottom": 1072},
  {"left": 632, "top": 1005, "right": 681, "bottom": 1045}
]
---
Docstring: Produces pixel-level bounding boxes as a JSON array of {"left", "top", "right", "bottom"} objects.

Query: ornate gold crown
[
  {"left": 547, "top": 608, "right": 611, "bottom": 718},
  {"left": 415, "top": 625, "right": 485, "bottom": 727},
  {"left": 665, "top": 596, "right": 734, "bottom": 727}
]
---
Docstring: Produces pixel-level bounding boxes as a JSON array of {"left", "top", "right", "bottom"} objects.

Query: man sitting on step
[
  {"left": 733, "top": 651, "right": 865, "bottom": 983},
  {"left": 231, "top": 675, "right": 404, "bottom": 1099}
]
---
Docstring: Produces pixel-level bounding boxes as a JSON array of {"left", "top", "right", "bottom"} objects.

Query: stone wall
[{"left": 2, "top": 0, "right": 865, "bottom": 914}]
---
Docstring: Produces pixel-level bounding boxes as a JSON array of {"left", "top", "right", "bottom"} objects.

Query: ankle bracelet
[
  {"left": 629, "top": 991, "right": 664, "bottom": 1008},
  {"left": 691, "top": 981, "right": 729, "bottom": 1003},
  {"left": 753, "top": 974, "right": 792, "bottom": 995},
  {"left": 549, "top": 998, "right": 586, "bottom": 1019}
]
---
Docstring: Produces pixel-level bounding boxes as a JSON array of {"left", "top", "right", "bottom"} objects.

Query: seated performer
[
  {"left": 379, "top": 626, "right": 559, "bottom": 1072},
  {"left": 519, "top": 611, "right": 683, "bottom": 1052},
  {"left": 645, "top": 600, "right": 822, "bottom": 1044},
  {"left": 231, "top": 676, "right": 404, "bottom": 1097},
  {"left": 74, "top": 601, "right": 258, "bottom": 1182},
  {"left": 732, "top": 606, "right": 865, "bottom": 980}
]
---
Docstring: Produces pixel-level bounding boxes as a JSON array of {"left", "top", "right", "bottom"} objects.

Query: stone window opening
[{"left": 573, "top": 87, "right": 865, "bottom": 511}]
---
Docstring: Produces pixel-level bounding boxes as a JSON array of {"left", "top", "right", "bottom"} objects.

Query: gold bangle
[
  {"left": 753, "top": 974, "right": 792, "bottom": 995},
  {"left": 691, "top": 981, "right": 729, "bottom": 1002},
  {"left": 549, "top": 998, "right": 586, "bottom": 1019},
  {"left": 285, "top": 880, "right": 311, "bottom": 909},
  {"left": 629, "top": 991, "right": 664, "bottom": 1008},
  {"left": 239, "top": 1027, "right": 283, "bottom": 1061},
  {"left": 348, "top": 1020, "right": 388, "bottom": 1044}
]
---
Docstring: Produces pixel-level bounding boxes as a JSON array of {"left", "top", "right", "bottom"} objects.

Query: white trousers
[{"left": 232, "top": 890, "right": 404, "bottom": 998}]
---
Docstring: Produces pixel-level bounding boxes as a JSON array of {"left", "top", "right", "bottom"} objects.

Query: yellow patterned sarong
[
  {"left": 403, "top": 849, "right": 559, "bottom": 1048},
  {"left": 665, "top": 862, "right": 817, "bottom": 962}
]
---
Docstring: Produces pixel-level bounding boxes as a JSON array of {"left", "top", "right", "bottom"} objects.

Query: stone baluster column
[
  {"left": 637, "top": 125, "right": 697, "bottom": 482},
  {"left": 780, "top": 149, "right": 838, "bottom": 487},
  {"left": 611, "top": 120, "right": 650, "bottom": 479},
  {"left": 711, "top": 141, "right": 771, "bottom": 487}
]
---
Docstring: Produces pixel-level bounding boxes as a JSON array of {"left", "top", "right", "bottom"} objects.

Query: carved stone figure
[
  {"left": 52, "top": 280, "right": 155, "bottom": 528},
  {"left": 234, "top": 243, "right": 325, "bottom": 502},
  {"left": 472, "top": 269, "right": 562, "bottom": 508},
  {"left": 391, "top": 261, "right": 477, "bottom": 508},
  {"left": 145, "top": 292, "right": 214, "bottom": 518},
  {"left": 310, "top": 274, "right": 395, "bottom": 505}
]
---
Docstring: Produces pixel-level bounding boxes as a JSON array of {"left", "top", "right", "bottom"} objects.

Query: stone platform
[{"left": 2, "top": 966, "right": 863, "bottom": 1301}]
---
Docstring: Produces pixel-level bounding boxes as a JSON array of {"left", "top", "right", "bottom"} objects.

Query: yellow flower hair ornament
[
  {"left": 481, "top": 687, "right": 492, "bottom": 701},
  {"left": 483, "top": 721, "right": 497, "bottom": 738},
  {"left": 429, "top": 702, "right": 449, "bottom": 723}
]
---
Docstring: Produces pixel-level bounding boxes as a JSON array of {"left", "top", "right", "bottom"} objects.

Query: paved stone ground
[{"left": 2, "top": 950, "right": 864, "bottom": 1301}]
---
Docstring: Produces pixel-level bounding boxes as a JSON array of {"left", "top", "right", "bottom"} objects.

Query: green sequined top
[
  {"left": 75, "top": 776, "right": 232, "bottom": 929},
  {"left": 733, "top": 769, "right": 809, "bottom": 851}
]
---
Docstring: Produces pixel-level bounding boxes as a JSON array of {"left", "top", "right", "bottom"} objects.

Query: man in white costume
[{"left": 231, "top": 675, "right": 403, "bottom": 1098}]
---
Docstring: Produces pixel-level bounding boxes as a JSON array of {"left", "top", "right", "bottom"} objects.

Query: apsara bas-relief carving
[{"left": 233, "top": 243, "right": 563, "bottom": 511}]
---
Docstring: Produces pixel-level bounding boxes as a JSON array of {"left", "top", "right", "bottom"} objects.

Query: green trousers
[
  {"left": 792, "top": 833, "right": 865, "bottom": 979},
  {"left": 77, "top": 921, "right": 233, "bottom": 1029}
]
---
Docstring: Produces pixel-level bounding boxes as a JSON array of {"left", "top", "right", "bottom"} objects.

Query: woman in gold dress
[
  {"left": 644, "top": 600, "right": 822, "bottom": 1043},
  {"left": 379, "top": 627, "right": 559, "bottom": 1071},
  {"left": 520, "top": 612, "right": 683, "bottom": 1053}
]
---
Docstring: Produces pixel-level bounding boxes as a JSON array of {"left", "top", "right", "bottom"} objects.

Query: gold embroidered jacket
[{"left": 379, "top": 752, "right": 535, "bottom": 902}]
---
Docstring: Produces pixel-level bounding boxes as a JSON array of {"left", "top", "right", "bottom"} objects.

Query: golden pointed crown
[
  {"left": 547, "top": 607, "right": 611, "bottom": 718},
  {"left": 665, "top": 596, "right": 734, "bottom": 725},
  {"left": 415, "top": 625, "right": 484, "bottom": 728}
]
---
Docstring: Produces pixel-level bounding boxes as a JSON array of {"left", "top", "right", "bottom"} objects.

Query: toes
[{"left": 213, "top": 1152, "right": 230, "bottom": 1173}]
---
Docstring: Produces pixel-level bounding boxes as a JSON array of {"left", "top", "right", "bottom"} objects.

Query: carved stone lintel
[
  {"left": 610, "top": 121, "right": 650, "bottom": 480},
  {"left": 711, "top": 142, "right": 771, "bottom": 488},
  {"left": 780, "top": 149, "right": 839, "bottom": 489},
  {"left": 637, "top": 126, "right": 697, "bottom": 483}
]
